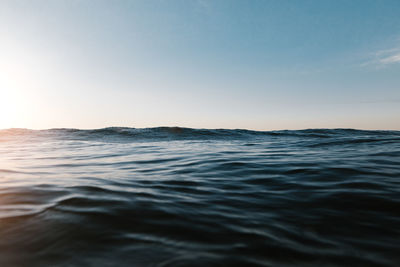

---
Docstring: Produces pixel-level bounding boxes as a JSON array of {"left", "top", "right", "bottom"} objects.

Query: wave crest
[{"left": 1, "top": 127, "right": 399, "bottom": 143}]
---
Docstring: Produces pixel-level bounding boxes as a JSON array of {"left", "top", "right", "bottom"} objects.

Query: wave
[
  {"left": 1, "top": 126, "right": 400, "bottom": 266},
  {"left": 1, "top": 127, "right": 399, "bottom": 142}
]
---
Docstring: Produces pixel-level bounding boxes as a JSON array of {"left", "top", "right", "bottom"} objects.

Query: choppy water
[{"left": 0, "top": 127, "right": 399, "bottom": 266}]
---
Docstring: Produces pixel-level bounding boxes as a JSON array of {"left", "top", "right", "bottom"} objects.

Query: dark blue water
[{"left": 1, "top": 127, "right": 399, "bottom": 266}]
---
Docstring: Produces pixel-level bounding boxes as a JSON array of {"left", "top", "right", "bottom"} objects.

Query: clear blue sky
[{"left": 1, "top": 0, "right": 399, "bottom": 130}]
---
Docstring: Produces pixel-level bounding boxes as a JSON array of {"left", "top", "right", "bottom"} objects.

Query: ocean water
[{"left": 0, "top": 127, "right": 399, "bottom": 267}]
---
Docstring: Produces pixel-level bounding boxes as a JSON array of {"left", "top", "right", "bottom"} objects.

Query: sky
[{"left": 0, "top": 0, "right": 399, "bottom": 130}]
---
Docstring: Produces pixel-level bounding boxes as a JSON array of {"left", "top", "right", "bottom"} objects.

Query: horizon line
[{"left": 1, "top": 126, "right": 399, "bottom": 132}]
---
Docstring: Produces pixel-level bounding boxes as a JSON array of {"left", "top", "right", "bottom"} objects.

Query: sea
[{"left": 0, "top": 127, "right": 399, "bottom": 266}]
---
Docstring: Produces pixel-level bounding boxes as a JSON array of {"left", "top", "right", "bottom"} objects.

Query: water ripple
[{"left": 0, "top": 128, "right": 399, "bottom": 266}]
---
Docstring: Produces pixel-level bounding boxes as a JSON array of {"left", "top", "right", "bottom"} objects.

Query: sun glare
[
  {"left": 0, "top": 44, "right": 39, "bottom": 130},
  {"left": 0, "top": 63, "right": 27, "bottom": 130},
  {"left": 0, "top": 89, "right": 19, "bottom": 129}
]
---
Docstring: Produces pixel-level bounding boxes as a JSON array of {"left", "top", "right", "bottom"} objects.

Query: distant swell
[{"left": 1, "top": 127, "right": 399, "bottom": 142}]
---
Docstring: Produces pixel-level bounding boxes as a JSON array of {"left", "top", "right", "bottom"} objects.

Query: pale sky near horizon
[{"left": 1, "top": 0, "right": 400, "bottom": 130}]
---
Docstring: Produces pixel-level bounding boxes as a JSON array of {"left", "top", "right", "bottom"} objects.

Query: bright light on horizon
[{"left": 0, "top": 41, "right": 42, "bottom": 130}]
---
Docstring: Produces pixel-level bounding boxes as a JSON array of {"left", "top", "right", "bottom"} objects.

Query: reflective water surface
[{"left": 0, "top": 127, "right": 399, "bottom": 266}]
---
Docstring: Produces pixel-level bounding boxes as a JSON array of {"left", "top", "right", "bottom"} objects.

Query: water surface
[{"left": 0, "top": 127, "right": 399, "bottom": 266}]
